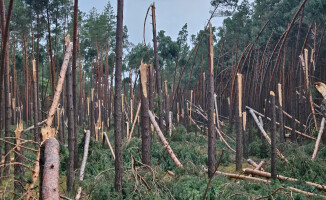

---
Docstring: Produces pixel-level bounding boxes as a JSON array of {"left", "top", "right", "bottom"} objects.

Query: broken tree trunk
[
  {"left": 139, "top": 62, "right": 151, "bottom": 166},
  {"left": 207, "top": 23, "right": 216, "bottom": 177},
  {"left": 26, "top": 39, "right": 73, "bottom": 200},
  {"left": 248, "top": 108, "right": 288, "bottom": 163},
  {"left": 148, "top": 110, "right": 183, "bottom": 168},
  {"left": 151, "top": 3, "right": 164, "bottom": 129},
  {"left": 75, "top": 130, "right": 90, "bottom": 200},
  {"left": 312, "top": 117, "right": 325, "bottom": 160},
  {"left": 247, "top": 159, "right": 265, "bottom": 171},
  {"left": 243, "top": 168, "right": 326, "bottom": 191},
  {"left": 39, "top": 138, "right": 60, "bottom": 200},
  {"left": 104, "top": 132, "right": 115, "bottom": 160},
  {"left": 127, "top": 102, "right": 141, "bottom": 143},
  {"left": 236, "top": 73, "right": 243, "bottom": 171},
  {"left": 270, "top": 91, "right": 277, "bottom": 179},
  {"left": 205, "top": 169, "right": 325, "bottom": 198}
]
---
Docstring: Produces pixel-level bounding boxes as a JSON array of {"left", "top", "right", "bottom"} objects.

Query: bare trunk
[
  {"left": 39, "top": 138, "right": 60, "bottom": 200},
  {"left": 207, "top": 23, "right": 216, "bottom": 177},
  {"left": 72, "top": 0, "right": 79, "bottom": 171},
  {"left": 270, "top": 91, "right": 277, "bottom": 179},
  {"left": 151, "top": 3, "right": 164, "bottom": 129},
  {"left": 114, "top": 0, "right": 124, "bottom": 193},
  {"left": 140, "top": 63, "right": 151, "bottom": 166},
  {"left": 235, "top": 73, "right": 243, "bottom": 171},
  {"left": 66, "top": 53, "right": 75, "bottom": 192}
]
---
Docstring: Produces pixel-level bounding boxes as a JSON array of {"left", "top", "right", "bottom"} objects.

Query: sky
[{"left": 79, "top": 0, "right": 226, "bottom": 46}]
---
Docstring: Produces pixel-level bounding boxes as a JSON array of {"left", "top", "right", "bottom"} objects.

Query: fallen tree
[{"left": 148, "top": 110, "right": 183, "bottom": 168}]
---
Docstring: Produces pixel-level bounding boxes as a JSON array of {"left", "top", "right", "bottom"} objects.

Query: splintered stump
[
  {"left": 40, "top": 138, "right": 60, "bottom": 200},
  {"left": 148, "top": 110, "right": 183, "bottom": 168}
]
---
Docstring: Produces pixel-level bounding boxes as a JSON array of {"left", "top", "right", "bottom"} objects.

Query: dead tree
[
  {"left": 140, "top": 62, "right": 151, "bottom": 166},
  {"left": 32, "top": 60, "right": 39, "bottom": 143},
  {"left": 76, "top": 130, "right": 90, "bottom": 200},
  {"left": 151, "top": 3, "right": 164, "bottom": 129},
  {"left": 114, "top": 0, "right": 124, "bottom": 193},
  {"left": 235, "top": 73, "right": 243, "bottom": 171},
  {"left": 207, "top": 23, "right": 216, "bottom": 178},
  {"left": 66, "top": 50, "right": 75, "bottom": 192},
  {"left": 39, "top": 138, "right": 60, "bottom": 200},
  {"left": 270, "top": 91, "right": 277, "bottom": 179},
  {"left": 72, "top": 0, "right": 79, "bottom": 169}
]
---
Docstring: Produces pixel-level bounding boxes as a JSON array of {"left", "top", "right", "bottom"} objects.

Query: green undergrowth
[
  {"left": 2, "top": 124, "right": 326, "bottom": 199},
  {"left": 56, "top": 125, "right": 326, "bottom": 199}
]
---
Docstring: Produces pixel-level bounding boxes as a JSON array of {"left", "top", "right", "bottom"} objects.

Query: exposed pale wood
[
  {"left": 76, "top": 130, "right": 90, "bottom": 200},
  {"left": 205, "top": 169, "right": 325, "bottom": 198},
  {"left": 104, "top": 132, "right": 115, "bottom": 160},
  {"left": 148, "top": 110, "right": 183, "bottom": 168},
  {"left": 26, "top": 39, "right": 72, "bottom": 200},
  {"left": 127, "top": 102, "right": 141, "bottom": 143},
  {"left": 44, "top": 41, "right": 73, "bottom": 131},
  {"left": 246, "top": 106, "right": 315, "bottom": 140},
  {"left": 312, "top": 117, "right": 325, "bottom": 160},
  {"left": 248, "top": 109, "right": 288, "bottom": 163},
  {"left": 247, "top": 159, "right": 264, "bottom": 171},
  {"left": 243, "top": 168, "right": 326, "bottom": 191}
]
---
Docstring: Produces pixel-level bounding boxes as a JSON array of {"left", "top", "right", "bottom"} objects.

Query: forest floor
[{"left": 2, "top": 124, "right": 326, "bottom": 199}]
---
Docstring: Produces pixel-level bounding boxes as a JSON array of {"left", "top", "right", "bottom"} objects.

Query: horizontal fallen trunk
[
  {"left": 148, "top": 110, "right": 183, "bottom": 168},
  {"left": 243, "top": 168, "right": 326, "bottom": 191},
  {"left": 204, "top": 169, "right": 325, "bottom": 198}
]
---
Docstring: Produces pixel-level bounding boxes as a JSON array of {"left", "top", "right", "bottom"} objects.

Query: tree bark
[
  {"left": 114, "top": 0, "right": 124, "bottom": 193},
  {"left": 39, "top": 138, "right": 60, "bottom": 200},
  {"left": 32, "top": 60, "right": 40, "bottom": 143},
  {"left": 140, "top": 63, "right": 151, "bottom": 166},
  {"left": 151, "top": 3, "right": 164, "bottom": 129},
  {"left": 72, "top": 0, "right": 79, "bottom": 170},
  {"left": 235, "top": 73, "right": 243, "bottom": 171},
  {"left": 66, "top": 51, "right": 75, "bottom": 193},
  {"left": 270, "top": 91, "right": 277, "bottom": 179},
  {"left": 207, "top": 23, "right": 216, "bottom": 178}
]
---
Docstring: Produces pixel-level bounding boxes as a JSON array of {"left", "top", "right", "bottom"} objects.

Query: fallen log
[
  {"left": 246, "top": 106, "right": 315, "bottom": 140},
  {"left": 243, "top": 168, "right": 326, "bottom": 191},
  {"left": 148, "top": 110, "right": 183, "bottom": 168},
  {"left": 76, "top": 130, "right": 91, "bottom": 200},
  {"left": 248, "top": 109, "right": 289, "bottom": 163},
  {"left": 247, "top": 159, "right": 265, "bottom": 171},
  {"left": 312, "top": 117, "right": 325, "bottom": 160},
  {"left": 127, "top": 102, "right": 141, "bottom": 144},
  {"left": 204, "top": 169, "right": 325, "bottom": 198},
  {"left": 104, "top": 132, "right": 115, "bottom": 160}
]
